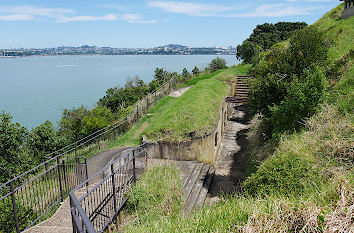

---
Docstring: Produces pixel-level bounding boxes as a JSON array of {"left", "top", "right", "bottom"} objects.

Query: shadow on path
[{"left": 208, "top": 103, "right": 252, "bottom": 197}]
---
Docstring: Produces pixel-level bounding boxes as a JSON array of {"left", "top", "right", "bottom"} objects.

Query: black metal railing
[
  {"left": 70, "top": 146, "right": 146, "bottom": 233},
  {"left": 0, "top": 76, "right": 179, "bottom": 232},
  {"left": 0, "top": 155, "right": 87, "bottom": 232}
]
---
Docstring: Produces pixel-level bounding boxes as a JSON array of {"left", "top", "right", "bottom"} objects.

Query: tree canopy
[{"left": 236, "top": 22, "right": 307, "bottom": 64}]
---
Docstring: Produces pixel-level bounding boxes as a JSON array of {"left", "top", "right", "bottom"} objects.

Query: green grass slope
[
  {"left": 313, "top": 4, "right": 354, "bottom": 114},
  {"left": 119, "top": 5, "right": 353, "bottom": 232},
  {"left": 110, "top": 65, "right": 250, "bottom": 146}
]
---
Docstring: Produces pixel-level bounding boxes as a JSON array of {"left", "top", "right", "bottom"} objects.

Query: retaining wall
[{"left": 143, "top": 83, "right": 235, "bottom": 165}]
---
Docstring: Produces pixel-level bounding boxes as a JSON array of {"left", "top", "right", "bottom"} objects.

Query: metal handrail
[
  {"left": 0, "top": 74, "right": 178, "bottom": 233},
  {"left": 69, "top": 145, "right": 146, "bottom": 232}
]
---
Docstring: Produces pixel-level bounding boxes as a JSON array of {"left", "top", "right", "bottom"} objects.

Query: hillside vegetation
[
  {"left": 111, "top": 65, "right": 250, "bottom": 145},
  {"left": 121, "top": 4, "right": 353, "bottom": 232}
]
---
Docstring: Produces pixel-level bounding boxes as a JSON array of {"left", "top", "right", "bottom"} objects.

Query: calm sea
[{"left": 0, "top": 55, "right": 239, "bottom": 129}]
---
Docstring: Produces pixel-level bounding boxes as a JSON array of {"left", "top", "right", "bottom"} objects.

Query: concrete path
[{"left": 208, "top": 103, "right": 251, "bottom": 200}]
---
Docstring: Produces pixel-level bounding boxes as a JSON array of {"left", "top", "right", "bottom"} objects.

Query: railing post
[
  {"left": 57, "top": 157, "right": 64, "bottom": 198},
  {"left": 76, "top": 157, "right": 81, "bottom": 183},
  {"left": 132, "top": 150, "right": 136, "bottom": 183},
  {"left": 62, "top": 160, "right": 67, "bottom": 192},
  {"left": 45, "top": 162, "right": 50, "bottom": 180},
  {"left": 10, "top": 182, "right": 20, "bottom": 233},
  {"left": 84, "top": 158, "right": 89, "bottom": 192},
  {"left": 69, "top": 196, "right": 77, "bottom": 233},
  {"left": 110, "top": 164, "right": 118, "bottom": 223}
]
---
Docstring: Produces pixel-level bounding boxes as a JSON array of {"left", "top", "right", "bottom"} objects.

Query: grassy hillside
[
  {"left": 120, "top": 4, "right": 353, "bottom": 232},
  {"left": 110, "top": 65, "right": 250, "bottom": 146}
]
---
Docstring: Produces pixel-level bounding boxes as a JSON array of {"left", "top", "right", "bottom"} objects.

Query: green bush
[
  {"left": 236, "top": 22, "right": 307, "bottom": 64},
  {"left": 26, "top": 121, "right": 68, "bottom": 163},
  {"left": 208, "top": 57, "right": 227, "bottom": 72},
  {"left": 268, "top": 67, "right": 326, "bottom": 133},
  {"left": 249, "top": 27, "right": 328, "bottom": 135},
  {"left": 81, "top": 105, "right": 114, "bottom": 136},
  {"left": 0, "top": 112, "right": 28, "bottom": 183},
  {"left": 243, "top": 152, "right": 321, "bottom": 196},
  {"left": 0, "top": 199, "right": 38, "bottom": 232}
]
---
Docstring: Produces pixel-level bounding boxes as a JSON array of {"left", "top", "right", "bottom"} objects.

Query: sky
[{"left": 0, "top": 0, "right": 339, "bottom": 49}]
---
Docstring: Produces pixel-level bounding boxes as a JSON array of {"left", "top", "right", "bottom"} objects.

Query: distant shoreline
[{"left": 0, "top": 54, "right": 236, "bottom": 58}]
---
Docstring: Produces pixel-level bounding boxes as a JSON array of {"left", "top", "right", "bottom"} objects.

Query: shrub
[
  {"left": 81, "top": 105, "right": 114, "bottom": 136},
  {"left": 287, "top": 27, "right": 328, "bottom": 75},
  {"left": 249, "top": 27, "right": 328, "bottom": 135},
  {"left": 26, "top": 120, "right": 68, "bottom": 163},
  {"left": 243, "top": 152, "right": 321, "bottom": 196},
  {"left": 0, "top": 199, "right": 38, "bottom": 232},
  {"left": 268, "top": 67, "right": 326, "bottom": 133},
  {"left": 0, "top": 112, "right": 28, "bottom": 183},
  {"left": 58, "top": 106, "right": 90, "bottom": 142},
  {"left": 208, "top": 57, "right": 227, "bottom": 72}
]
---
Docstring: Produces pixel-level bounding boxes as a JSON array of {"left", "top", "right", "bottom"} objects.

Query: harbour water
[{"left": 0, "top": 55, "right": 239, "bottom": 128}]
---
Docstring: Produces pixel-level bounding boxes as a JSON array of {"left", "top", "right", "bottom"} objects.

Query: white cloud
[
  {"left": 149, "top": 1, "right": 320, "bottom": 18},
  {"left": 226, "top": 4, "right": 319, "bottom": 17},
  {"left": 100, "top": 4, "right": 127, "bottom": 11},
  {"left": 121, "top": 13, "right": 158, "bottom": 23},
  {"left": 0, "top": 6, "right": 74, "bottom": 18},
  {"left": 0, "top": 14, "right": 33, "bottom": 21},
  {"left": 0, "top": 5, "right": 157, "bottom": 23},
  {"left": 57, "top": 14, "right": 118, "bottom": 23},
  {"left": 148, "top": 1, "right": 233, "bottom": 16},
  {"left": 0, "top": 6, "right": 114, "bottom": 22}
]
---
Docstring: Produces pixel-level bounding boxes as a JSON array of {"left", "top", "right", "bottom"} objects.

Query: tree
[
  {"left": 59, "top": 106, "right": 90, "bottom": 142},
  {"left": 208, "top": 57, "right": 227, "bottom": 72},
  {"left": 249, "top": 27, "right": 327, "bottom": 135},
  {"left": 236, "top": 40, "right": 260, "bottom": 64},
  {"left": 182, "top": 68, "right": 191, "bottom": 80},
  {"left": 26, "top": 121, "right": 67, "bottom": 163},
  {"left": 192, "top": 66, "right": 200, "bottom": 76},
  {"left": 236, "top": 22, "right": 307, "bottom": 64},
  {"left": 153, "top": 68, "right": 169, "bottom": 84},
  {"left": 0, "top": 112, "right": 28, "bottom": 183},
  {"left": 81, "top": 106, "right": 114, "bottom": 136}
]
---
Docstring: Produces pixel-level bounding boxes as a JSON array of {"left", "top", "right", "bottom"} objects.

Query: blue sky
[{"left": 0, "top": 0, "right": 339, "bottom": 49}]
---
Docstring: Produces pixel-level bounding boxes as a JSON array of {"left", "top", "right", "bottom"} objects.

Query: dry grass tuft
[
  {"left": 306, "top": 105, "right": 354, "bottom": 162},
  {"left": 242, "top": 198, "right": 322, "bottom": 233},
  {"left": 324, "top": 179, "right": 354, "bottom": 233}
]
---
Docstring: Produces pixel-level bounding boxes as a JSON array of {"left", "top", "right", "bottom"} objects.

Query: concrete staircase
[
  {"left": 226, "top": 75, "right": 251, "bottom": 104},
  {"left": 183, "top": 162, "right": 214, "bottom": 212}
]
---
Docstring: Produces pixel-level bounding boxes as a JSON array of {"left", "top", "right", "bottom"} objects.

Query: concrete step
[
  {"left": 236, "top": 93, "right": 249, "bottom": 97},
  {"left": 236, "top": 85, "right": 250, "bottom": 90},
  {"left": 195, "top": 166, "right": 214, "bottom": 211},
  {"left": 183, "top": 162, "right": 203, "bottom": 198},
  {"left": 184, "top": 164, "right": 210, "bottom": 213},
  {"left": 181, "top": 161, "right": 198, "bottom": 187}
]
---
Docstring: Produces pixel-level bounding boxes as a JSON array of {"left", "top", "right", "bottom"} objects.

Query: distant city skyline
[
  {"left": 0, "top": 44, "right": 237, "bottom": 56},
  {"left": 0, "top": 0, "right": 339, "bottom": 49}
]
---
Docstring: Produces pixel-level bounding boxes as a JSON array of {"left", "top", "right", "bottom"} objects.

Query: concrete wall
[
  {"left": 143, "top": 83, "right": 236, "bottom": 165},
  {"left": 342, "top": 6, "right": 354, "bottom": 19}
]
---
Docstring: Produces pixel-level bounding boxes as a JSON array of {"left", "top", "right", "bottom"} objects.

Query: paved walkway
[{"left": 208, "top": 103, "right": 251, "bottom": 198}]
